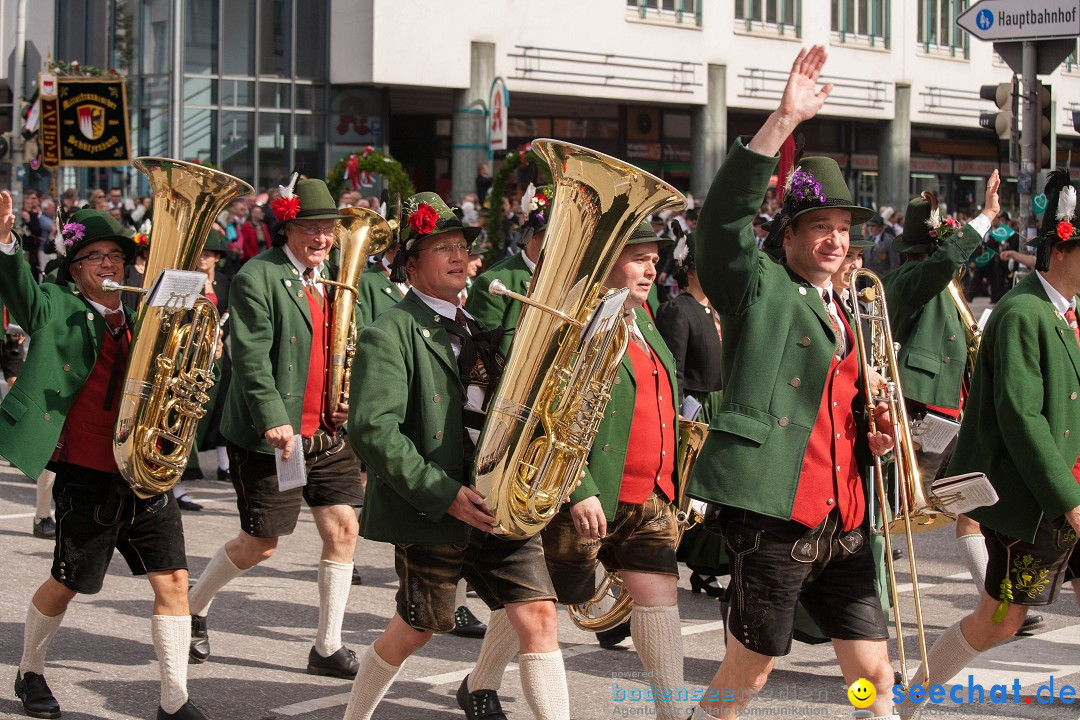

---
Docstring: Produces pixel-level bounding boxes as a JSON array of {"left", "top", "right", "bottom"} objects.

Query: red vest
[
  {"left": 300, "top": 289, "right": 330, "bottom": 437},
  {"left": 618, "top": 341, "right": 677, "bottom": 505},
  {"left": 54, "top": 330, "right": 129, "bottom": 474},
  {"left": 791, "top": 311, "right": 865, "bottom": 531}
]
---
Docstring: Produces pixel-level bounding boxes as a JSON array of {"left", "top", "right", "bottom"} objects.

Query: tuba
[
  {"left": 109, "top": 158, "right": 253, "bottom": 498},
  {"left": 473, "top": 139, "right": 685, "bottom": 539},
  {"left": 568, "top": 419, "right": 708, "bottom": 632},
  {"left": 945, "top": 271, "right": 981, "bottom": 384},
  {"left": 317, "top": 207, "right": 394, "bottom": 408}
]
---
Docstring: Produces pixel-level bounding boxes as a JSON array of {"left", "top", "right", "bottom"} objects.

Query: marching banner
[
  {"left": 38, "top": 74, "right": 131, "bottom": 167},
  {"left": 489, "top": 77, "right": 508, "bottom": 153}
]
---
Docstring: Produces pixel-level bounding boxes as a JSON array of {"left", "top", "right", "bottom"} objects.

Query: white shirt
[
  {"left": 1036, "top": 271, "right": 1075, "bottom": 318},
  {"left": 380, "top": 256, "right": 409, "bottom": 297},
  {"left": 811, "top": 279, "right": 848, "bottom": 356},
  {"left": 283, "top": 244, "right": 325, "bottom": 298},
  {"left": 521, "top": 248, "right": 537, "bottom": 274}
]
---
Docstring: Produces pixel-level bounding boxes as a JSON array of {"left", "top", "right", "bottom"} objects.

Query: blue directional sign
[{"left": 957, "top": 0, "right": 1080, "bottom": 42}]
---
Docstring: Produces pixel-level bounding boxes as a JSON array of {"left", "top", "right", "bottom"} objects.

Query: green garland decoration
[
  {"left": 46, "top": 60, "right": 124, "bottom": 78},
  {"left": 487, "top": 143, "right": 552, "bottom": 242},
  {"left": 326, "top": 148, "right": 416, "bottom": 204}
]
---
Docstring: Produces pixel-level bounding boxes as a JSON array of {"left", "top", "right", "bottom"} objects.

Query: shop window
[
  {"left": 626, "top": 0, "right": 701, "bottom": 27},
  {"left": 831, "top": 0, "right": 889, "bottom": 48},
  {"left": 917, "top": 0, "right": 970, "bottom": 58},
  {"left": 734, "top": 0, "right": 800, "bottom": 37},
  {"left": 184, "top": 0, "right": 218, "bottom": 74},
  {"left": 182, "top": 108, "right": 218, "bottom": 166},
  {"left": 222, "top": 0, "right": 255, "bottom": 75}
]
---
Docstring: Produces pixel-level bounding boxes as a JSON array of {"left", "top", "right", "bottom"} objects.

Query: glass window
[
  {"left": 184, "top": 0, "right": 219, "bottom": 74},
  {"left": 221, "top": 111, "right": 255, "bottom": 184},
  {"left": 259, "top": 0, "right": 292, "bottom": 77},
  {"left": 737, "top": 0, "right": 795, "bottom": 26},
  {"left": 142, "top": 76, "right": 171, "bottom": 106},
  {"left": 140, "top": 106, "right": 172, "bottom": 158},
  {"left": 221, "top": 80, "right": 255, "bottom": 107},
  {"left": 223, "top": 0, "right": 256, "bottom": 75},
  {"left": 832, "top": 0, "right": 887, "bottom": 42},
  {"left": 919, "top": 0, "right": 969, "bottom": 53},
  {"left": 259, "top": 82, "right": 291, "bottom": 109},
  {"left": 182, "top": 108, "right": 218, "bottom": 165},
  {"left": 141, "top": 0, "right": 172, "bottom": 75},
  {"left": 295, "top": 0, "right": 327, "bottom": 79},
  {"left": 294, "top": 114, "right": 326, "bottom": 181},
  {"left": 258, "top": 113, "right": 291, "bottom": 190},
  {"left": 184, "top": 77, "right": 218, "bottom": 106},
  {"left": 294, "top": 85, "right": 325, "bottom": 112}
]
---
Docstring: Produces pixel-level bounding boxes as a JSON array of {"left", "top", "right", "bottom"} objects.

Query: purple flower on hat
[
  {"left": 62, "top": 221, "right": 86, "bottom": 247},
  {"left": 785, "top": 168, "right": 826, "bottom": 205}
]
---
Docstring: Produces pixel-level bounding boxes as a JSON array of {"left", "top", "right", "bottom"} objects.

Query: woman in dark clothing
[{"left": 655, "top": 232, "right": 728, "bottom": 598}]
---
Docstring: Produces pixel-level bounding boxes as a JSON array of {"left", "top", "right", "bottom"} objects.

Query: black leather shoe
[
  {"left": 1017, "top": 614, "right": 1045, "bottom": 635},
  {"left": 176, "top": 497, "right": 203, "bottom": 512},
  {"left": 306, "top": 645, "right": 358, "bottom": 679},
  {"left": 156, "top": 699, "right": 208, "bottom": 719},
  {"left": 689, "top": 572, "right": 724, "bottom": 598},
  {"left": 351, "top": 566, "right": 363, "bottom": 586},
  {"left": 451, "top": 606, "right": 487, "bottom": 638},
  {"left": 892, "top": 546, "right": 903, "bottom": 561},
  {"left": 216, "top": 468, "right": 230, "bottom": 482},
  {"left": 32, "top": 517, "right": 56, "bottom": 540},
  {"left": 456, "top": 674, "right": 507, "bottom": 720},
  {"left": 189, "top": 616, "right": 210, "bottom": 663},
  {"left": 596, "top": 619, "right": 631, "bottom": 649},
  {"left": 14, "top": 670, "right": 61, "bottom": 719}
]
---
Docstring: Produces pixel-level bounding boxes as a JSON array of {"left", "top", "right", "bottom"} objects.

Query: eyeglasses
[
  {"left": 74, "top": 250, "right": 125, "bottom": 266},
  {"left": 293, "top": 222, "right": 338, "bottom": 237},
  {"left": 418, "top": 242, "right": 470, "bottom": 257}
]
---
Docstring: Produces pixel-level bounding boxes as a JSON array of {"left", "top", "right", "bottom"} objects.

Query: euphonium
[
  {"left": 317, "top": 207, "right": 394, "bottom": 408},
  {"left": 945, "top": 271, "right": 981, "bottom": 382},
  {"left": 568, "top": 419, "right": 708, "bottom": 632},
  {"left": 110, "top": 158, "right": 253, "bottom": 498},
  {"left": 473, "top": 139, "right": 685, "bottom": 539}
]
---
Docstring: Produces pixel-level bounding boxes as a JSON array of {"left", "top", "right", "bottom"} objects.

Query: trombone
[{"left": 849, "top": 268, "right": 948, "bottom": 688}]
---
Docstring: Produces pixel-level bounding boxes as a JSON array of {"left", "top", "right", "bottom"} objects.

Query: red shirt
[
  {"left": 790, "top": 311, "right": 865, "bottom": 531},
  {"left": 618, "top": 340, "right": 677, "bottom": 505}
]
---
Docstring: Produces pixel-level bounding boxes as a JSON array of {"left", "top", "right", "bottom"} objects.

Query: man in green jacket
[
  {"left": 687, "top": 46, "right": 898, "bottom": 720},
  {"left": 898, "top": 171, "right": 1080, "bottom": 718},
  {"left": 465, "top": 183, "right": 551, "bottom": 357},
  {"left": 882, "top": 178, "right": 1021, "bottom": 617},
  {"left": 0, "top": 203, "right": 208, "bottom": 720},
  {"left": 355, "top": 241, "right": 407, "bottom": 327},
  {"left": 464, "top": 221, "right": 692, "bottom": 720},
  {"left": 342, "top": 192, "right": 568, "bottom": 720},
  {"left": 187, "top": 179, "right": 364, "bottom": 680}
]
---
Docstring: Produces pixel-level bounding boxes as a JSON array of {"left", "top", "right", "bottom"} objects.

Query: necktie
[
  {"left": 625, "top": 314, "right": 649, "bottom": 354},
  {"left": 822, "top": 290, "right": 844, "bottom": 358},
  {"left": 455, "top": 308, "right": 469, "bottom": 330},
  {"left": 1066, "top": 307, "right": 1080, "bottom": 348},
  {"left": 303, "top": 268, "right": 325, "bottom": 310},
  {"left": 104, "top": 308, "right": 126, "bottom": 335}
]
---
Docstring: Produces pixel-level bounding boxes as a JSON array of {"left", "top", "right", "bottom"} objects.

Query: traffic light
[
  {"left": 1036, "top": 81, "right": 1052, "bottom": 169},
  {"left": 979, "top": 81, "right": 1014, "bottom": 140}
]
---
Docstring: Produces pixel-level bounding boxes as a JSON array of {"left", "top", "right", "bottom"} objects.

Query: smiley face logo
[{"left": 847, "top": 678, "right": 876, "bottom": 709}]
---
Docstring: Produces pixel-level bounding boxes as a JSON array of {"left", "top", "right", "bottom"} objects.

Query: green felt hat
[
  {"left": 203, "top": 229, "right": 229, "bottom": 255},
  {"left": 626, "top": 219, "right": 673, "bottom": 248},
  {"left": 271, "top": 178, "right": 347, "bottom": 245},
  {"left": 849, "top": 224, "right": 874, "bottom": 248},
  {"left": 59, "top": 208, "right": 136, "bottom": 283},
  {"left": 1036, "top": 169, "right": 1080, "bottom": 271},
  {"left": 782, "top": 158, "right": 873, "bottom": 225},
  {"left": 893, "top": 191, "right": 962, "bottom": 254},
  {"left": 401, "top": 192, "right": 480, "bottom": 250}
]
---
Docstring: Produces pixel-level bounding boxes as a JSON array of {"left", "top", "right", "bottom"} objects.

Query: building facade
[{"left": 0, "top": 0, "right": 1078, "bottom": 216}]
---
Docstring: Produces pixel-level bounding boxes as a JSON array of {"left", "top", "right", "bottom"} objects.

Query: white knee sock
[
  {"left": 630, "top": 605, "right": 688, "bottom": 720},
  {"left": 455, "top": 580, "right": 468, "bottom": 608},
  {"left": 20, "top": 604, "right": 64, "bottom": 675},
  {"left": 469, "top": 609, "right": 518, "bottom": 692},
  {"left": 956, "top": 533, "right": 989, "bottom": 594},
  {"left": 519, "top": 650, "right": 569, "bottom": 720},
  {"left": 315, "top": 559, "right": 353, "bottom": 656},
  {"left": 188, "top": 545, "right": 246, "bottom": 617},
  {"left": 216, "top": 446, "right": 229, "bottom": 472},
  {"left": 152, "top": 615, "right": 190, "bottom": 713},
  {"left": 898, "top": 622, "right": 980, "bottom": 720},
  {"left": 35, "top": 469, "right": 55, "bottom": 520},
  {"left": 342, "top": 645, "right": 402, "bottom": 720}
]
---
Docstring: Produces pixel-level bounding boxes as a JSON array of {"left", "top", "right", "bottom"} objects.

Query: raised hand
[
  {"left": 0, "top": 190, "right": 15, "bottom": 244},
  {"left": 982, "top": 169, "right": 1001, "bottom": 222},
  {"left": 748, "top": 45, "right": 834, "bottom": 157}
]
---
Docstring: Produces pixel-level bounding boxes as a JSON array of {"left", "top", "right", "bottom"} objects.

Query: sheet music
[
  {"left": 910, "top": 412, "right": 960, "bottom": 454},
  {"left": 931, "top": 472, "right": 999, "bottom": 515},
  {"left": 681, "top": 395, "right": 703, "bottom": 422},
  {"left": 275, "top": 436, "right": 307, "bottom": 491},
  {"left": 146, "top": 270, "right": 207, "bottom": 310}
]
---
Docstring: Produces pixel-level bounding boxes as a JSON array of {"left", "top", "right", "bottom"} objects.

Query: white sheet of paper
[
  {"left": 910, "top": 412, "right": 960, "bottom": 455},
  {"left": 146, "top": 269, "right": 207, "bottom": 310},
  {"left": 275, "top": 436, "right": 306, "bottom": 491}
]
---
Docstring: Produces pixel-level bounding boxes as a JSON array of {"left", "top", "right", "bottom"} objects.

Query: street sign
[{"left": 957, "top": 0, "right": 1080, "bottom": 42}]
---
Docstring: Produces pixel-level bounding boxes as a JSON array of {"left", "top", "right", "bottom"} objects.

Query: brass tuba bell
[
  {"left": 473, "top": 138, "right": 685, "bottom": 540},
  {"left": 111, "top": 158, "right": 253, "bottom": 498}
]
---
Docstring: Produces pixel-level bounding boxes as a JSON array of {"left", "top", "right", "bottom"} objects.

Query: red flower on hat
[
  {"left": 1058, "top": 221, "right": 1074, "bottom": 241},
  {"left": 271, "top": 194, "right": 301, "bottom": 222},
  {"left": 409, "top": 203, "right": 439, "bottom": 235}
]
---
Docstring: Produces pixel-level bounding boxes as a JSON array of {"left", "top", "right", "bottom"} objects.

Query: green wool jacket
[
  {"left": 567, "top": 307, "right": 681, "bottom": 521},
  {"left": 0, "top": 246, "right": 136, "bottom": 479},
  {"left": 883, "top": 223, "right": 982, "bottom": 409},
  {"left": 220, "top": 246, "right": 355, "bottom": 453},
  {"left": 465, "top": 252, "right": 534, "bottom": 357},
  {"left": 356, "top": 263, "right": 406, "bottom": 328},
  {"left": 687, "top": 139, "right": 869, "bottom": 519},
  {"left": 948, "top": 272, "right": 1080, "bottom": 542},
  {"left": 350, "top": 290, "right": 473, "bottom": 545}
]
